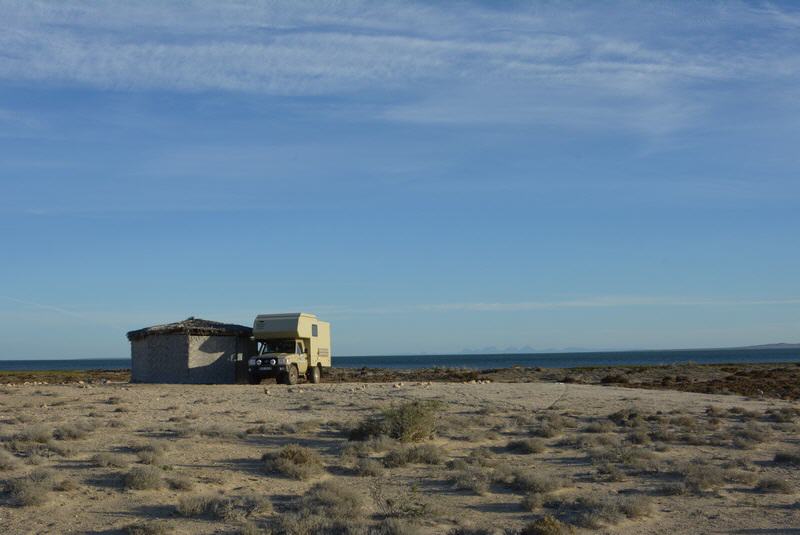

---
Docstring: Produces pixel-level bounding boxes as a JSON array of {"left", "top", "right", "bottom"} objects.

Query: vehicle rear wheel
[
  {"left": 287, "top": 365, "right": 299, "bottom": 385},
  {"left": 307, "top": 364, "right": 321, "bottom": 384}
]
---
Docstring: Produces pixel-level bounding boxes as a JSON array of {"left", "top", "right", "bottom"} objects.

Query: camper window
[{"left": 312, "top": 324, "right": 318, "bottom": 337}]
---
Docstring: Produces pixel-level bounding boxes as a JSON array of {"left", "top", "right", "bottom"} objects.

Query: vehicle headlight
[
  {"left": 270, "top": 358, "right": 277, "bottom": 366},
  {"left": 256, "top": 359, "right": 262, "bottom": 366}
]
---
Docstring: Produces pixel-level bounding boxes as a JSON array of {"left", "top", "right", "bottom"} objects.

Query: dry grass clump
[
  {"left": 587, "top": 445, "right": 657, "bottom": 471},
  {"left": 570, "top": 494, "right": 652, "bottom": 528},
  {"left": 451, "top": 465, "right": 492, "bottom": 495},
  {"left": 530, "top": 413, "right": 566, "bottom": 438},
  {"left": 177, "top": 493, "right": 271, "bottom": 521},
  {"left": 123, "top": 466, "right": 163, "bottom": 490},
  {"left": 0, "top": 449, "right": 20, "bottom": 470},
  {"left": 134, "top": 442, "right": 168, "bottom": 466},
  {"left": 198, "top": 425, "right": 246, "bottom": 439},
  {"left": 755, "top": 477, "right": 794, "bottom": 494},
  {"left": 678, "top": 463, "right": 727, "bottom": 494},
  {"left": 124, "top": 521, "right": 173, "bottom": 535},
  {"left": 502, "top": 468, "right": 565, "bottom": 494},
  {"left": 349, "top": 400, "right": 441, "bottom": 442},
  {"left": 766, "top": 407, "right": 800, "bottom": 423},
  {"left": 7, "top": 468, "right": 57, "bottom": 506},
  {"left": 262, "top": 444, "right": 323, "bottom": 480},
  {"left": 54, "top": 420, "right": 95, "bottom": 440},
  {"left": 590, "top": 463, "right": 626, "bottom": 482},
  {"left": 383, "top": 444, "right": 446, "bottom": 467},
  {"left": 519, "top": 515, "right": 573, "bottom": 535},
  {"left": 507, "top": 438, "right": 545, "bottom": 454},
  {"left": 354, "top": 458, "right": 385, "bottom": 477},
  {"left": 91, "top": 452, "right": 129, "bottom": 468},
  {"left": 583, "top": 421, "right": 615, "bottom": 434},
  {"left": 168, "top": 474, "right": 194, "bottom": 491},
  {"left": 274, "top": 480, "right": 366, "bottom": 534},
  {"left": 279, "top": 420, "right": 321, "bottom": 435},
  {"left": 371, "top": 480, "right": 438, "bottom": 520},
  {"left": 17, "top": 424, "right": 52, "bottom": 443}
]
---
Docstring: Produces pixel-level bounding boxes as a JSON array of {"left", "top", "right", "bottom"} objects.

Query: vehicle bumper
[{"left": 248, "top": 365, "right": 287, "bottom": 378}]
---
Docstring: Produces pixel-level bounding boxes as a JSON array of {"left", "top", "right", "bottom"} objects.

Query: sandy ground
[{"left": 1, "top": 381, "right": 799, "bottom": 534}]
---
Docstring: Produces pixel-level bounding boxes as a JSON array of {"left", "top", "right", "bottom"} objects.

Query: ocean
[{"left": 1, "top": 347, "right": 799, "bottom": 371}]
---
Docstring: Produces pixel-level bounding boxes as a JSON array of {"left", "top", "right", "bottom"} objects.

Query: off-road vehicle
[{"left": 247, "top": 313, "right": 331, "bottom": 385}]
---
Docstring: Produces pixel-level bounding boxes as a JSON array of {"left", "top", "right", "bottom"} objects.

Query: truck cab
[{"left": 247, "top": 313, "right": 331, "bottom": 385}]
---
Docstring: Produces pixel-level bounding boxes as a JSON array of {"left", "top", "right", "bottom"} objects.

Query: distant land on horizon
[{"left": 456, "top": 342, "right": 800, "bottom": 355}]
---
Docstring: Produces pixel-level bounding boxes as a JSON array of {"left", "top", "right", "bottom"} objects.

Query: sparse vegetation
[
  {"left": 350, "top": 400, "right": 441, "bottom": 442},
  {"left": 177, "top": 493, "right": 271, "bottom": 520},
  {"left": 123, "top": 466, "right": 163, "bottom": 490},
  {"left": 507, "top": 438, "right": 545, "bottom": 454},
  {"left": 262, "top": 444, "right": 323, "bottom": 480},
  {"left": 451, "top": 465, "right": 491, "bottom": 495},
  {"left": 755, "top": 477, "right": 793, "bottom": 494},
  {"left": 91, "top": 452, "right": 128, "bottom": 468}
]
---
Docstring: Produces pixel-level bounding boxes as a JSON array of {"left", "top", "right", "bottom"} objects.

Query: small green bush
[{"left": 350, "top": 400, "right": 441, "bottom": 442}]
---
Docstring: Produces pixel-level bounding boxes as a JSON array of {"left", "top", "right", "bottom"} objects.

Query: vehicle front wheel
[
  {"left": 287, "top": 365, "right": 299, "bottom": 385},
  {"left": 248, "top": 375, "right": 262, "bottom": 385},
  {"left": 307, "top": 364, "right": 321, "bottom": 384}
]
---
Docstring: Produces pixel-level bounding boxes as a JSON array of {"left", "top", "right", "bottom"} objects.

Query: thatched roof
[{"left": 126, "top": 317, "right": 252, "bottom": 341}]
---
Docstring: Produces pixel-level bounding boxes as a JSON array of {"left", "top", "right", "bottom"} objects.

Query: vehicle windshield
[{"left": 260, "top": 340, "right": 296, "bottom": 354}]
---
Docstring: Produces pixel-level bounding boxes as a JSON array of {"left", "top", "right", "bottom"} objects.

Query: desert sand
[{"left": 1, "top": 380, "right": 799, "bottom": 534}]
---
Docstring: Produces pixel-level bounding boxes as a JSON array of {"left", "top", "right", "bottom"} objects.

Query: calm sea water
[{"left": 1, "top": 347, "right": 798, "bottom": 371}]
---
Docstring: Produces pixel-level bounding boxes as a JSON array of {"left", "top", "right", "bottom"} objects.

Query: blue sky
[{"left": 1, "top": 1, "right": 799, "bottom": 359}]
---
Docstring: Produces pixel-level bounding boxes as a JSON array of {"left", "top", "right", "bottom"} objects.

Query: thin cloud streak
[{"left": 314, "top": 296, "right": 800, "bottom": 316}]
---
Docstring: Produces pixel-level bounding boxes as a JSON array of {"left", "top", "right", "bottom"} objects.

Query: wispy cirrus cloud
[
  {"left": 1, "top": 1, "right": 799, "bottom": 134},
  {"left": 311, "top": 296, "right": 800, "bottom": 316}
]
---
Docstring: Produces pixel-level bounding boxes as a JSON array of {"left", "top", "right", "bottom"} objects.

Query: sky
[{"left": 1, "top": 0, "right": 799, "bottom": 359}]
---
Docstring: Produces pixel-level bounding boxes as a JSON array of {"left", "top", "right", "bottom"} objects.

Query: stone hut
[{"left": 126, "top": 317, "right": 255, "bottom": 384}]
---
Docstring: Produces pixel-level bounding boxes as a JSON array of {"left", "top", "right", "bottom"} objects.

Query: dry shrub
[
  {"left": 507, "top": 469, "right": 565, "bottom": 494},
  {"left": 530, "top": 414, "right": 566, "bottom": 438},
  {"left": 680, "top": 464, "right": 725, "bottom": 494},
  {"left": 571, "top": 494, "right": 652, "bottom": 528},
  {"left": 0, "top": 449, "right": 19, "bottom": 470},
  {"left": 54, "top": 420, "right": 95, "bottom": 440},
  {"left": 519, "top": 515, "right": 573, "bottom": 535},
  {"left": 262, "top": 444, "right": 323, "bottom": 480},
  {"left": 8, "top": 468, "right": 57, "bottom": 506},
  {"left": 92, "top": 452, "right": 128, "bottom": 468},
  {"left": 657, "top": 482, "right": 687, "bottom": 496},
  {"left": 124, "top": 521, "right": 173, "bottom": 535},
  {"left": 168, "top": 474, "right": 194, "bottom": 491},
  {"left": 123, "top": 466, "right": 163, "bottom": 490},
  {"left": 451, "top": 466, "right": 491, "bottom": 495},
  {"left": 507, "top": 438, "right": 545, "bottom": 454},
  {"left": 377, "top": 518, "right": 418, "bottom": 535},
  {"left": 177, "top": 493, "right": 271, "bottom": 521},
  {"left": 766, "top": 407, "right": 800, "bottom": 423},
  {"left": 755, "top": 477, "right": 793, "bottom": 494},
  {"left": 199, "top": 425, "right": 246, "bottom": 439},
  {"left": 350, "top": 400, "right": 441, "bottom": 443},
  {"left": 587, "top": 445, "right": 657, "bottom": 471},
  {"left": 274, "top": 480, "right": 366, "bottom": 534},
  {"left": 134, "top": 442, "right": 168, "bottom": 466},
  {"left": 591, "top": 463, "right": 625, "bottom": 482},
  {"left": 669, "top": 415, "right": 696, "bottom": 429},
  {"left": 383, "top": 444, "right": 446, "bottom": 467},
  {"left": 18, "top": 424, "right": 52, "bottom": 443},
  {"left": 354, "top": 458, "right": 384, "bottom": 477},
  {"left": 583, "top": 421, "right": 615, "bottom": 434},
  {"left": 371, "top": 480, "right": 437, "bottom": 520}
]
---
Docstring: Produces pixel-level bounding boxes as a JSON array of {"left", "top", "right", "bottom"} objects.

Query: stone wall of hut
[{"left": 131, "top": 334, "right": 254, "bottom": 384}]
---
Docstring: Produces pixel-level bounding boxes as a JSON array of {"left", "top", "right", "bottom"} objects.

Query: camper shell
[{"left": 247, "top": 313, "right": 331, "bottom": 384}]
